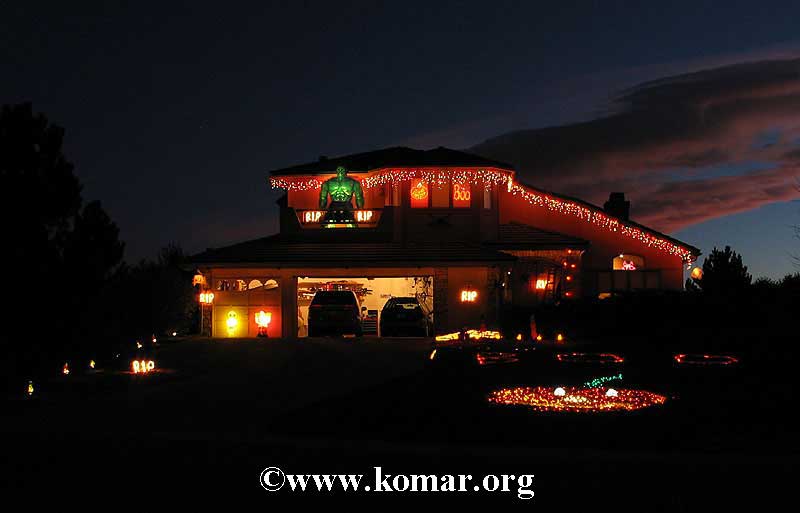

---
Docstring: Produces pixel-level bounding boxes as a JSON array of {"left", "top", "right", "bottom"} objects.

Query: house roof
[
  {"left": 269, "top": 146, "right": 514, "bottom": 176},
  {"left": 490, "top": 222, "right": 590, "bottom": 250},
  {"left": 514, "top": 180, "right": 701, "bottom": 258},
  {"left": 191, "top": 234, "right": 517, "bottom": 267}
]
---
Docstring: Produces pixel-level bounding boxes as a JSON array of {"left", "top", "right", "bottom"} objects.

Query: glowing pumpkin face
[
  {"left": 410, "top": 180, "right": 429, "bottom": 208},
  {"left": 411, "top": 180, "right": 428, "bottom": 200}
]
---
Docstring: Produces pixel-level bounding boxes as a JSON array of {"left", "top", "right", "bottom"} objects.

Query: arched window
[{"left": 613, "top": 254, "right": 644, "bottom": 270}]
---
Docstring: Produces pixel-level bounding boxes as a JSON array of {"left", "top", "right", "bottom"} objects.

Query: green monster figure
[{"left": 318, "top": 166, "right": 364, "bottom": 227}]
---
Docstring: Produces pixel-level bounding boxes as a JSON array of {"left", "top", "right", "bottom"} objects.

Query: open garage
[{"left": 297, "top": 276, "right": 433, "bottom": 337}]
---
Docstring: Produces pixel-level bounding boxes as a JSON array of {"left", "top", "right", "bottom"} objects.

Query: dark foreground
[{"left": 2, "top": 337, "right": 796, "bottom": 509}]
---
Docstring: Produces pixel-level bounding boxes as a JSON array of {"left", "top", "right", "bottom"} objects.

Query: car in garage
[
  {"left": 379, "top": 296, "right": 432, "bottom": 337},
  {"left": 307, "top": 290, "right": 363, "bottom": 337}
]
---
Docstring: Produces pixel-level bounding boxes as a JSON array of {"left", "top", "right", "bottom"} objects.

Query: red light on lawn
[
  {"left": 556, "top": 352, "right": 624, "bottom": 364},
  {"left": 674, "top": 354, "right": 738, "bottom": 366}
]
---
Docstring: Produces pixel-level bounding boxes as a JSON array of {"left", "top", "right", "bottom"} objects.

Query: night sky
[{"left": 2, "top": 1, "right": 799, "bottom": 278}]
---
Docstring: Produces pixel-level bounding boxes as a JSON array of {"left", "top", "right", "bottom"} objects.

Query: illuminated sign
[
  {"left": 452, "top": 182, "right": 471, "bottom": 207},
  {"left": 303, "top": 210, "right": 323, "bottom": 223},
  {"left": 460, "top": 289, "right": 478, "bottom": 302},
  {"left": 621, "top": 260, "right": 637, "bottom": 270},
  {"left": 355, "top": 210, "right": 373, "bottom": 223},
  {"left": 534, "top": 278, "right": 548, "bottom": 290},
  {"left": 297, "top": 209, "right": 380, "bottom": 227},
  {"left": 199, "top": 292, "right": 215, "bottom": 304},
  {"left": 132, "top": 360, "right": 156, "bottom": 374}
]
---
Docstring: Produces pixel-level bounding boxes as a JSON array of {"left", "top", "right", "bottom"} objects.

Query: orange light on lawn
[{"left": 488, "top": 386, "right": 666, "bottom": 412}]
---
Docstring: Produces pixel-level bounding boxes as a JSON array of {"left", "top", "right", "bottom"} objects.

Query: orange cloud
[{"left": 471, "top": 58, "right": 800, "bottom": 233}]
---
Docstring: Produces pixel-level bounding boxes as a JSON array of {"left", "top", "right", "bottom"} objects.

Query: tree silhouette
[
  {"left": 689, "top": 245, "right": 752, "bottom": 295},
  {"left": 0, "top": 103, "right": 123, "bottom": 373}
]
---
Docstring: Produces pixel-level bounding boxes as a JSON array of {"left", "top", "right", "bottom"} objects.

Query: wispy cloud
[{"left": 471, "top": 58, "right": 800, "bottom": 233}]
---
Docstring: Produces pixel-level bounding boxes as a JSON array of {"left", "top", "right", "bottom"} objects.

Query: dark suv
[
  {"left": 308, "top": 290, "right": 363, "bottom": 337},
  {"left": 379, "top": 296, "right": 432, "bottom": 337}
]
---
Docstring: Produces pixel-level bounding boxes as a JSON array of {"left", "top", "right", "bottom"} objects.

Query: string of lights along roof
[
  {"left": 269, "top": 170, "right": 696, "bottom": 263},
  {"left": 268, "top": 167, "right": 513, "bottom": 191}
]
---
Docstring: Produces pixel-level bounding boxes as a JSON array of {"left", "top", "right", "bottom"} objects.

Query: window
[
  {"left": 410, "top": 179, "right": 429, "bottom": 208},
  {"left": 613, "top": 254, "right": 644, "bottom": 270},
  {"left": 432, "top": 182, "right": 450, "bottom": 207},
  {"left": 452, "top": 182, "right": 471, "bottom": 208},
  {"left": 597, "top": 270, "right": 661, "bottom": 292}
]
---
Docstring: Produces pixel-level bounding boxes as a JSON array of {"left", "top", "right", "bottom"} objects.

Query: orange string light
[{"left": 488, "top": 386, "right": 666, "bottom": 412}]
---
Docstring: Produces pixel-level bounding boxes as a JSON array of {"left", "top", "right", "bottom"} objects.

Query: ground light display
[
  {"left": 556, "top": 352, "right": 625, "bottom": 364},
  {"left": 488, "top": 386, "right": 667, "bottom": 412},
  {"left": 435, "top": 329, "right": 502, "bottom": 342},
  {"left": 674, "top": 354, "right": 739, "bottom": 366}
]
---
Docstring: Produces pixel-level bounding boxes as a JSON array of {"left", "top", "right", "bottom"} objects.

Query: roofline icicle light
[
  {"left": 269, "top": 168, "right": 697, "bottom": 263},
  {"left": 269, "top": 167, "right": 514, "bottom": 192},
  {"left": 507, "top": 182, "right": 697, "bottom": 264}
]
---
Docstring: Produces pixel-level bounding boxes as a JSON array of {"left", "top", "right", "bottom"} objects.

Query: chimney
[{"left": 604, "top": 192, "right": 630, "bottom": 221}]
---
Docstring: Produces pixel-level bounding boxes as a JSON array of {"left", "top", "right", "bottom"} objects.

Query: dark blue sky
[{"left": 2, "top": 1, "right": 799, "bottom": 277}]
